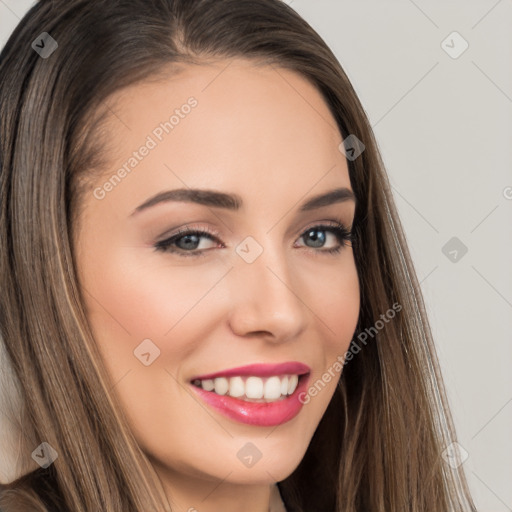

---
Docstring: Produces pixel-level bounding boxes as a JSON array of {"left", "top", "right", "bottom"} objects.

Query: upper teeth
[{"left": 193, "top": 374, "right": 299, "bottom": 401}]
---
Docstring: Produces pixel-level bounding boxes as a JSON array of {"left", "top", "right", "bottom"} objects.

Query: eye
[
  {"left": 154, "top": 226, "right": 221, "bottom": 257},
  {"left": 296, "top": 223, "right": 353, "bottom": 254},
  {"left": 153, "top": 222, "right": 353, "bottom": 257}
]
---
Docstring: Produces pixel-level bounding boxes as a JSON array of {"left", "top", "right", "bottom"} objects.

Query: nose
[{"left": 227, "top": 243, "right": 308, "bottom": 343}]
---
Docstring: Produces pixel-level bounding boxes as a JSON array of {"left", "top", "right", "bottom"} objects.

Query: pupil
[
  {"left": 179, "top": 234, "right": 200, "bottom": 250},
  {"left": 307, "top": 229, "right": 325, "bottom": 248}
]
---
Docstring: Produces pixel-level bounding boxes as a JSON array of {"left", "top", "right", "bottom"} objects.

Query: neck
[{"left": 152, "top": 463, "right": 284, "bottom": 512}]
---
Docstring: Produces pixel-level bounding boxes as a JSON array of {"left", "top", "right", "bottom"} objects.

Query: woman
[{"left": 0, "top": 0, "right": 477, "bottom": 511}]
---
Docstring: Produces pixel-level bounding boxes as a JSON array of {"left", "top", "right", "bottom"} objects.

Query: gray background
[{"left": 1, "top": 0, "right": 511, "bottom": 510}]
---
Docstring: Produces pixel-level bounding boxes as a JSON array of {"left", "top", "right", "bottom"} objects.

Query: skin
[{"left": 74, "top": 58, "right": 360, "bottom": 512}]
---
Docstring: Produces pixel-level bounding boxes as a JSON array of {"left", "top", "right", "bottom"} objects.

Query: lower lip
[{"left": 189, "top": 374, "right": 310, "bottom": 427}]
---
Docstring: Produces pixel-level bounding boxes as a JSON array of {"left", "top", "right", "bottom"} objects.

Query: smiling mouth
[{"left": 191, "top": 373, "right": 308, "bottom": 403}]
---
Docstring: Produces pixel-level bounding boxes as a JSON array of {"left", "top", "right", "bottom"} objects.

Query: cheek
[
  {"left": 77, "top": 245, "right": 227, "bottom": 455},
  {"left": 304, "top": 255, "right": 360, "bottom": 349},
  {"left": 80, "top": 243, "right": 229, "bottom": 350},
  {"left": 299, "top": 257, "right": 360, "bottom": 402}
]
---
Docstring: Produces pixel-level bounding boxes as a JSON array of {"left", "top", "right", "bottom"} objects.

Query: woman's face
[{"left": 74, "top": 58, "right": 359, "bottom": 503}]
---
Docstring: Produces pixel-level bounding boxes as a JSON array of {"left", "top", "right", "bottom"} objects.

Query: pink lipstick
[{"left": 189, "top": 362, "right": 311, "bottom": 427}]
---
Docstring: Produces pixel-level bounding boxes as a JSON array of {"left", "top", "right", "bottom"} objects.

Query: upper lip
[{"left": 190, "top": 362, "right": 311, "bottom": 381}]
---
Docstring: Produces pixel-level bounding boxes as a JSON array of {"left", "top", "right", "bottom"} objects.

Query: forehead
[{"left": 88, "top": 58, "right": 350, "bottom": 214}]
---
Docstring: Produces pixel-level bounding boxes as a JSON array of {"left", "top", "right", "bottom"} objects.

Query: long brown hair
[{"left": 0, "top": 0, "right": 477, "bottom": 510}]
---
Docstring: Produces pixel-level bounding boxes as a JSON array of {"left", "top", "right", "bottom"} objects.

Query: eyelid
[
  {"left": 301, "top": 219, "right": 351, "bottom": 232},
  {"left": 156, "top": 220, "right": 349, "bottom": 242},
  {"left": 155, "top": 224, "right": 222, "bottom": 244}
]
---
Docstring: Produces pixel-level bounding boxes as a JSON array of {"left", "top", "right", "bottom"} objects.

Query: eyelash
[{"left": 153, "top": 222, "right": 353, "bottom": 258}]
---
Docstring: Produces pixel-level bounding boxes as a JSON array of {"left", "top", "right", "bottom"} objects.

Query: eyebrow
[{"left": 131, "top": 186, "right": 356, "bottom": 216}]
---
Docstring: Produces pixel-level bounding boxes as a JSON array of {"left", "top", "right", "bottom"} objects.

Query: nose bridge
[{"left": 227, "top": 235, "right": 307, "bottom": 339}]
